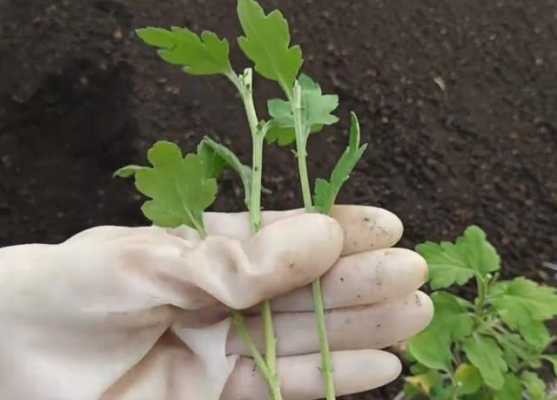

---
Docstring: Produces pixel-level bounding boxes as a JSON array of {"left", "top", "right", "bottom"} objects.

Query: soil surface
[{"left": 1, "top": 0, "right": 557, "bottom": 399}]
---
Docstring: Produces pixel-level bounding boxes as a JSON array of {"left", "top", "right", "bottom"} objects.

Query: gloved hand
[{"left": 0, "top": 205, "right": 432, "bottom": 400}]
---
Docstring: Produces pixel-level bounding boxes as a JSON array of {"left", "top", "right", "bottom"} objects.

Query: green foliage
[
  {"left": 237, "top": 0, "right": 302, "bottom": 92},
  {"left": 266, "top": 74, "right": 339, "bottom": 145},
  {"left": 406, "top": 226, "right": 557, "bottom": 400},
  {"left": 491, "top": 278, "right": 557, "bottom": 349},
  {"left": 454, "top": 364, "right": 483, "bottom": 395},
  {"left": 416, "top": 226, "right": 500, "bottom": 290},
  {"left": 463, "top": 335, "right": 507, "bottom": 390},
  {"left": 521, "top": 372, "right": 546, "bottom": 400},
  {"left": 494, "top": 374, "right": 523, "bottom": 400},
  {"left": 116, "top": 141, "right": 217, "bottom": 235},
  {"left": 197, "top": 137, "right": 253, "bottom": 207},
  {"left": 313, "top": 113, "right": 367, "bottom": 214},
  {"left": 136, "top": 27, "right": 232, "bottom": 75}
]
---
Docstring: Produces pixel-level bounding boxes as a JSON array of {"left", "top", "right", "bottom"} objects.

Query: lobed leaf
[
  {"left": 416, "top": 240, "right": 475, "bottom": 289},
  {"left": 493, "top": 374, "right": 523, "bottom": 400},
  {"left": 237, "top": 0, "right": 303, "bottom": 92},
  {"left": 491, "top": 277, "right": 557, "bottom": 321},
  {"left": 115, "top": 141, "right": 217, "bottom": 233},
  {"left": 495, "top": 332, "right": 542, "bottom": 371},
  {"left": 458, "top": 226, "right": 501, "bottom": 275},
  {"left": 266, "top": 74, "right": 339, "bottom": 145},
  {"left": 491, "top": 277, "right": 557, "bottom": 348},
  {"left": 137, "top": 27, "right": 232, "bottom": 75},
  {"left": 416, "top": 225, "right": 500, "bottom": 289},
  {"left": 463, "top": 335, "right": 507, "bottom": 390},
  {"left": 313, "top": 112, "right": 367, "bottom": 214}
]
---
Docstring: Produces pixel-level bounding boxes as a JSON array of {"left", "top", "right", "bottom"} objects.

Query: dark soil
[{"left": 1, "top": 0, "right": 557, "bottom": 399}]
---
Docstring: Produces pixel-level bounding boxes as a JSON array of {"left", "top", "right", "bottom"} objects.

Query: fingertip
[
  {"left": 415, "top": 290, "right": 434, "bottom": 329},
  {"left": 370, "top": 350, "right": 403, "bottom": 386},
  {"left": 415, "top": 252, "right": 429, "bottom": 285},
  {"left": 363, "top": 350, "right": 402, "bottom": 383},
  {"left": 330, "top": 205, "right": 404, "bottom": 255},
  {"left": 391, "top": 248, "right": 429, "bottom": 287},
  {"left": 334, "top": 350, "right": 402, "bottom": 395}
]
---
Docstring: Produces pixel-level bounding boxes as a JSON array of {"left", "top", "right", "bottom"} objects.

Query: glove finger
[
  {"left": 222, "top": 350, "right": 401, "bottom": 400},
  {"left": 245, "top": 248, "right": 427, "bottom": 313},
  {"left": 170, "top": 205, "right": 402, "bottom": 255},
  {"left": 227, "top": 291, "right": 433, "bottom": 357}
]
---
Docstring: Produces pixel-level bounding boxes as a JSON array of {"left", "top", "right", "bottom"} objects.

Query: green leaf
[
  {"left": 313, "top": 112, "right": 367, "bottom": 214},
  {"left": 408, "top": 292, "right": 474, "bottom": 370},
  {"left": 237, "top": 0, "right": 303, "bottom": 91},
  {"left": 521, "top": 320, "right": 551, "bottom": 350},
  {"left": 402, "top": 382, "right": 422, "bottom": 399},
  {"left": 491, "top": 278, "right": 557, "bottom": 321},
  {"left": 455, "top": 363, "right": 483, "bottom": 395},
  {"left": 431, "top": 386, "right": 454, "bottom": 400},
  {"left": 491, "top": 277, "right": 557, "bottom": 348},
  {"left": 464, "top": 391, "right": 494, "bottom": 400},
  {"left": 117, "top": 141, "right": 217, "bottom": 233},
  {"left": 114, "top": 165, "right": 147, "bottom": 178},
  {"left": 493, "top": 374, "right": 523, "bottom": 400},
  {"left": 458, "top": 225, "right": 501, "bottom": 275},
  {"left": 409, "top": 363, "right": 429, "bottom": 375},
  {"left": 416, "top": 225, "right": 500, "bottom": 289},
  {"left": 501, "top": 342, "right": 521, "bottom": 372},
  {"left": 494, "top": 332, "right": 542, "bottom": 372},
  {"left": 415, "top": 241, "right": 475, "bottom": 289},
  {"left": 137, "top": 27, "right": 232, "bottom": 75},
  {"left": 265, "top": 125, "right": 295, "bottom": 146},
  {"left": 197, "top": 137, "right": 253, "bottom": 207},
  {"left": 266, "top": 74, "right": 339, "bottom": 145},
  {"left": 196, "top": 138, "right": 227, "bottom": 180},
  {"left": 521, "top": 371, "right": 546, "bottom": 400},
  {"left": 463, "top": 335, "right": 507, "bottom": 390}
]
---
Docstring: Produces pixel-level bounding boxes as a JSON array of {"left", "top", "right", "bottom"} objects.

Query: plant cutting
[
  {"left": 404, "top": 225, "right": 557, "bottom": 400},
  {"left": 116, "top": 0, "right": 367, "bottom": 399}
]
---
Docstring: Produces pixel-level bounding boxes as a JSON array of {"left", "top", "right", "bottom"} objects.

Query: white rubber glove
[{"left": 0, "top": 205, "right": 432, "bottom": 400}]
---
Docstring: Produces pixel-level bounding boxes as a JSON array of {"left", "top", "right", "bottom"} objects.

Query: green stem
[
  {"left": 313, "top": 279, "right": 336, "bottom": 398},
  {"left": 292, "top": 82, "right": 313, "bottom": 211},
  {"left": 231, "top": 312, "right": 272, "bottom": 380},
  {"left": 262, "top": 301, "right": 281, "bottom": 399},
  {"left": 251, "top": 132, "right": 264, "bottom": 232},
  {"left": 183, "top": 205, "right": 207, "bottom": 238},
  {"left": 292, "top": 81, "right": 336, "bottom": 400},
  {"left": 227, "top": 68, "right": 282, "bottom": 400}
]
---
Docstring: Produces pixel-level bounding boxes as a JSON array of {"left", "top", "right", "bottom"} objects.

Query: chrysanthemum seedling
[
  {"left": 405, "top": 226, "right": 557, "bottom": 400},
  {"left": 117, "top": 1, "right": 368, "bottom": 399}
]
